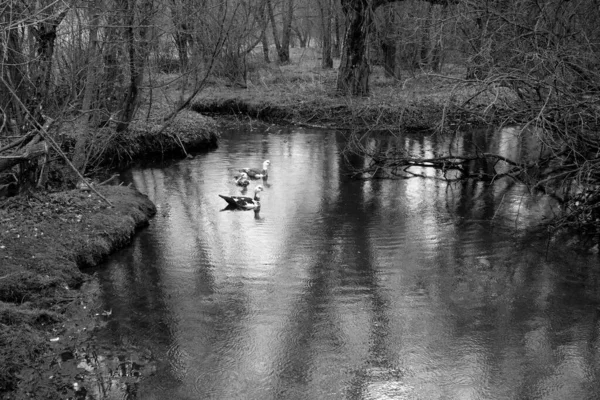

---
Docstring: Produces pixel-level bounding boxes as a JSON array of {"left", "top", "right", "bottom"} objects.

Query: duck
[
  {"left": 219, "top": 185, "right": 264, "bottom": 210},
  {"left": 235, "top": 172, "right": 250, "bottom": 187},
  {"left": 240, "top": 160, "right": 270, "bottom": 179}
]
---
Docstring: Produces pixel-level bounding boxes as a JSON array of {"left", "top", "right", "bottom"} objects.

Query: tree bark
[
  {"left": 336, "top": 0, "right": 373, "bottom": 96},
  {"left": 418, "top": 3, "right": 432, "bottom": 69},
  {"left": 380, "top": 4, "right": 398, "bottom": 78},
  {"left": 1, "top": 3, "right": 28, "bottom": 134},
  {"left": 117, "top": 0, "right": 153, "bottom": 132},
  {"left": 319, "top": 0, "right": 333, "bottom": 69},
  {"left": 257, "top": 2, "right": 271, "bottom": 63},
  {"left": 267, "top": 0, "right": 283, "bottom": 58},
  {"left": 465, "top": 10, "right": 491, "bottom": 79},
  {"left": 29, "top": 5, "right": 69, "bottom": 114},
  {"left": 72, "top": 2, "right": 101, "bottom": 172},
  {"left": 170, "top": 0, "right": 194, "bottom": 69},
  {"left": 336, "top": 0, "right": 453, "bottom": 96},
  {"left": 278, "top": 0, "right": 294, "bottom": 63},
  {"left": 430, "top": 5, "right": 445, "bottom": 73},
  {"left": 332, "top": 12, "right": 341, "bottom": 58}
]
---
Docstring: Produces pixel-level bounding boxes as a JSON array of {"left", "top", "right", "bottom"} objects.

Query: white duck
[
  {"left": 235, "top": 172, "right": 250, "bottom": 187},
  {"left": 240, "top": 160, "right": 270, "bottom": 179},
  {"left": 219, "top": 185, "right": 264, "bottom": 210}
]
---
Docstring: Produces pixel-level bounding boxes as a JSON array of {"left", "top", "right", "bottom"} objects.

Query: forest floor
[
  {"left": 0, "top": 47, "right": 511, "bottom": 398},
  {"left": 192, "top": 47, "right": 511, "bottom": 132}
]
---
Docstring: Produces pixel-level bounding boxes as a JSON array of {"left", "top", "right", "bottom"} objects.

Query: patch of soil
[{"left": 0, "top": 185, "right": 156, "bottom": 398}]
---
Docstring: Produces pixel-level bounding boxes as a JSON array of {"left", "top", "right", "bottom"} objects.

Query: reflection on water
[{"left": 91, "top": 126, "right": 600, "bottom": 400}]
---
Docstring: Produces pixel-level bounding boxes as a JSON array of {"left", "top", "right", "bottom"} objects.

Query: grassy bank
[
  {"left": 192, "top": 48, "right": 505, "bottom": 132},
  {"left": 0, "top": 64, "right": 222, "bottom": 397},
  {"left": 0, "top": 185, "right": 156, "bottom": 397},
  {"left": 59, "top": 106, "right": 219, "bottom": 172}
]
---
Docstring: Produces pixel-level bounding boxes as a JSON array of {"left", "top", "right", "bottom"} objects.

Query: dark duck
[
  {"left": 219, "top": 185, "right": 264, "bottom": 210},
  {"left": 240, "top": 160, "right": 270, "bottom": 179}
]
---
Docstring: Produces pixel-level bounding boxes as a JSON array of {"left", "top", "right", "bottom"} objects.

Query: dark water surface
[{"left": 93, "top": 126, "right": 600, "bottom": 400}]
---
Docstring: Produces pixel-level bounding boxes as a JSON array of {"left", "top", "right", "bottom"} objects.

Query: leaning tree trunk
[{"left": 336, "top": 0, "right": 373, "bottom": 96}]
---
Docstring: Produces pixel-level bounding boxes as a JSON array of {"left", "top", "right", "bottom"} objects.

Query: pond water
[{"left": 91, "top": 125, "right": 600, "bottom": 400}]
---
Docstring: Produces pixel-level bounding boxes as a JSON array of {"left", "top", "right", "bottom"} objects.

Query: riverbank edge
[
  {"left": 0, "top": 113, "right": 219, "bottom": 397},
  {"left": 78, "top": 109, "right": 220, "bottom": 169},
  {"left": 0, "top": 185, "right": 157, "bottom": 397},
  {"left": 191, "top": 89, "right": 490, "bottom": 132}
]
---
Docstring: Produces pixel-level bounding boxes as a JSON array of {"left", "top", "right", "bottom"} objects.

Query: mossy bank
[{"left": 0, "top": 185, "right": 157, "bottom": 398}]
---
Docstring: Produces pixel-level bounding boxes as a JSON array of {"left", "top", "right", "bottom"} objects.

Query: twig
[
  {"left": 0, "top": 132, "right": 35, "bottom": 153},
  {"left": 0, "top": 273, "right": 17, "bottom": 281},
  {"left": 98, "top": 174, "right": 119, "bottom": 186}
]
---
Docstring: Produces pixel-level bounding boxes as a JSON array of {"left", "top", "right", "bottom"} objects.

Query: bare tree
[
  {"left": 318, "top": 0, "right": 333, "bottom": 68},
  {"left": 71, "top": 1, "right": 102, "bottom": 172},
  {"left": 336, "top": 0, "right": 453, "bottom": 96},
  {"left": 378, "top": 3, "right": 398, "bottom": 78},
  {"left": 267, "top": 0, "right": 295, "bottom": 63},
  {"left": 347, "top": 0, "right": 600, "bottom": 230}
]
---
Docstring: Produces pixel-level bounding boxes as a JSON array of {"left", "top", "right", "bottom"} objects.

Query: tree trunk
[
  {"left": 117, "top": 0, "right": 153, "bottom": 132},
  {"left": 429, "top": 4, "right": 446, "bottom": 72},
  {"left": 381, "top": 5, "right": 398, "bottom": 78},
  {"left": 1, "top": 3, "right": 28, "bottom": 135},
  {"left": 261, "top": 30, "right": 271, "bottom": 63},
  {"left": 332, "top": 12, "right": 341, "bottom": 58},
  {"left": 170, "top": 1, "right": 193, "bottom": 69},
  {"left": 278, "top": 0, "right": 294, "bottom": 63},
  {"left": 336, "top": 0, "right": 373, "bottom": 96},
  {"left": 257, "top": 1, "right": 271, "bottom": 63},
  {"left": 320, "top": 0, "right": 333, "bottom": 69},
  {"left": 465, "top": 13, "right": 491, "bottom": 79},
  {"left": 419, "top": 20, "right": 429, "bottom": 67},
  {"left": 72, "top": 2, "right": 101, "bottom": 173},
  {"left": 267, "top": 0, "right": 283, "bottom": 58},
  {"left": 174, "top": 32, "right": 190, "bottom": 69},
  {"left": 99, "top": 9, "right": 126, "bottom": 127},
  {"left": 336, "top": 0, "right": 452, "bottom": 96},
  {"left": 30, "top": 6, "right": 69, "bottom": 114}
]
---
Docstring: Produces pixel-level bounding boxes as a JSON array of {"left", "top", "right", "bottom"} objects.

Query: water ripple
[{"left": 92, "top": 127, "right": 600, "bottom": 400}]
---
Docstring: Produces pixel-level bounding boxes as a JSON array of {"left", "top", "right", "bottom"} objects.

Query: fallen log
[{"left": 0, "top": 140, "right": 48, "bottom": 173}]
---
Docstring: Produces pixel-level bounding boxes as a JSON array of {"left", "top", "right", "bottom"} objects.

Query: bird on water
[
  {"left": 235, "top": 172, "right": 250, "bottom": 187},
  {"left": 219, "top": 185, "right": 264, "bottom": 210},
  {"left": 240, "top": 160, "right": 270, "bottom": 179}
]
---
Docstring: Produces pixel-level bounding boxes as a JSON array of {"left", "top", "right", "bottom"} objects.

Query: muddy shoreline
[{"left": 0, "top": 114, "right": 219, "bottom": 398}]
